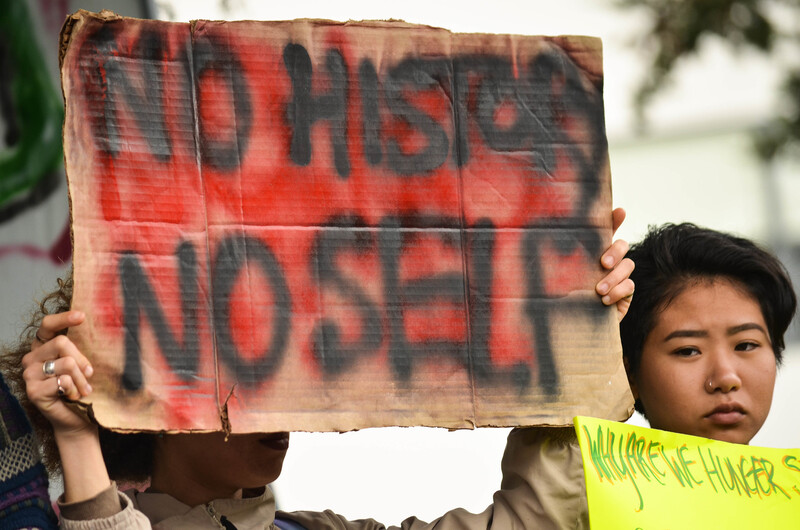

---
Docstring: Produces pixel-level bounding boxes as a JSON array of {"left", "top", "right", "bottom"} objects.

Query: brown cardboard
[{"left": 61, "top": 10, "right": 633, "bottom": 433}]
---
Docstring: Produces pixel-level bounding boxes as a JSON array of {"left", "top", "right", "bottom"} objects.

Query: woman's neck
[{"left": 149, "top": 468, "right": 243, "bottom": 506}]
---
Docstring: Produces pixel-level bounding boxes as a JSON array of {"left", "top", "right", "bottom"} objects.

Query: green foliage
[{"left": 620, "top": 0, "right": 800, "bottom": 160}]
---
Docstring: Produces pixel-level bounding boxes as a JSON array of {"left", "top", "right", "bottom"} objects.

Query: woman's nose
[{"left": 704, "top": 352, "right": 742, "bottom": 393}]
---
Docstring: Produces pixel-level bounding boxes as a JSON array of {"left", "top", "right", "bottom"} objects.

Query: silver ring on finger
[
  {"left": 57, "top": 376, "right": 66, "bottom": 398},
  {"left": 42, "top": 360, "right": 56, "bottom": 377}
]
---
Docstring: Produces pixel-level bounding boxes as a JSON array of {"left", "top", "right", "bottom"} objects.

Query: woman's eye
[
  {"left": 735, "top": 341, "right": 759, "bottom": 352},
  {"left": 674, "top": 347, "right": 700, "bottom": 357}
]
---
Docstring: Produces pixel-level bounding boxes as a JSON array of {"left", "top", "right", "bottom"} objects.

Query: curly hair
[{"left": 0, "top": 273, "right": 157, "bottom": 483}]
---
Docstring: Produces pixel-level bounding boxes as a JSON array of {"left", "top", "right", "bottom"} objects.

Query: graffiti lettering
[
  {"left": 212, "top": 234, "right": 292, "bottom": 385},
  {"left": 524, "top": 226, "right": 606, "bottom": 395},
  {"left": 381, "top": 58, "right": 452, "bottom": 175},
  {"left": 377, "top": 216, "right": 465, "bottom": 380},
  {"left": 120, "top": 219, "right": 602, "bottom": 392},
  {"left": 85, "top": 24, "right": 174, "bottom": 161},
  {"left": 194, "top": 33, "right": 253, "bottom": 170},
  {"left": 284, "top": 44, "right": 350, "bottom": 177},
  {"left": 78, "top": 31, "right": 604, "bottom": 184},
  {"left": 119, "top": 241, "right": 200, "bottom": 390},
  {"left": 310, "top": 218, "right": 383, "bottom": 374}
]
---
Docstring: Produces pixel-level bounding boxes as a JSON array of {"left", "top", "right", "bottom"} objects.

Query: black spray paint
[{"left": 82, "top": 30, "right": 609, "bottom": 395}]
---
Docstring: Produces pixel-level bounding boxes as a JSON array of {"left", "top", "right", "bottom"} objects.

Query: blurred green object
[
  {"left": 619, "top": 0, "right": 800, "bottom": 161},
  {"left": 0, "top": 0, "right": 64, "bottom": 211}
]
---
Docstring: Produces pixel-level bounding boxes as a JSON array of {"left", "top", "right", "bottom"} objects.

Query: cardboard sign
[
  {"left": 61, "top": 10, "right": 632, "bottom": 433},
  {"left": 575, "top": 417, "right": 800, "bottom": 528}
]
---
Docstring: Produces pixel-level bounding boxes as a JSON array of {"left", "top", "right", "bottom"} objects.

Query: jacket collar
[{"left": 126, "top": 486, "right": 276, "bottom": 528}]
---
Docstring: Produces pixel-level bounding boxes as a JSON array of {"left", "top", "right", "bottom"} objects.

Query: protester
[
  {"left": 620, "top": 222, "right": 796, "bottom": 445},
  {"left": 2, "top": 209, "right": 634, "bottom": 529}
]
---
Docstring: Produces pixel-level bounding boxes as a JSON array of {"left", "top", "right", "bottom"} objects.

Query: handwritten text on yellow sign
[{"left": 575, "top": 416, "right": 800, "bottom": 529}]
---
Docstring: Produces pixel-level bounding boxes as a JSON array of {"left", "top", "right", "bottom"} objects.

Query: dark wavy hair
[
  {"left": 0, "top": 272, "right": 157, "bottom": 482},
  {"left": 620, "top": 223, "right": 797, "bottom": 414}
]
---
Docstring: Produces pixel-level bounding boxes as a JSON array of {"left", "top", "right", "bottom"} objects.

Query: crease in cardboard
[
  {"left": 449, "top": 58, "right": 479, "bottom": 428},
  {"left": 186, "top": 20, "right": 222, "bottom": 430}
]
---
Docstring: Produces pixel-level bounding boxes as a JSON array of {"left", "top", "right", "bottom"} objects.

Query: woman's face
[
  {"left": 153, "top": 431, "right": 290, "bottom": 504},
  {"left": 630, "top": 278, "right": 776, "bottom": 445}
]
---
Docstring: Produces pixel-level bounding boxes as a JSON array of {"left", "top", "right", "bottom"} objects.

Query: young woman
[
  {"left": 620, "top": 222, "right": 796, "bottom": 446},
  {"left": 4, "top": 210, "right": 635, "bottom": 529}
]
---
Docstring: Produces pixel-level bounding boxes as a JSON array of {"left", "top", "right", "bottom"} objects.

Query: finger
[
  {"left": 22, "top": 335, "right": 93, "bottom": 382},
  {"left": 615, "top": 293, "right": 633, "bottom": 322},
  {"left": 601, "top": 278, "right": 635, "bottom": 307},
  {"left": 611, "top": 207, "right": 626, "bottom": 235},
  {"left": 599, "top": 239, "right": 630, "bottom": 271},
  {"left": 597, "top": 257, "right": 635, "bottom": 299},
  {"left": 35, "top": 311, "right": 85, "bottom": 344},
  {"left": 49, "top": 355, "right": 93, "bottom": 397},
  {"left": 56, "top": 374, "right": 82, "bottom": 401}
]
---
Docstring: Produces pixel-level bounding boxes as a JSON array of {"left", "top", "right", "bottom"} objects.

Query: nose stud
[{"left": 705, "top": 379, "right": 714, "bottom": 392}]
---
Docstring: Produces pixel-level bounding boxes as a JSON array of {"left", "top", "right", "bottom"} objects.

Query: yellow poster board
[{"left": 575, "top": 416, "right": 800, "bottom": 529}]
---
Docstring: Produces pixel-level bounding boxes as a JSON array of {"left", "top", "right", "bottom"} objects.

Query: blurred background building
[{"left": 1, "top": 0, "right": 798, "bottom": 524}]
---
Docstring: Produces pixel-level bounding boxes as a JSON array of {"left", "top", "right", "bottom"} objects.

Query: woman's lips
[
  {"left": 705, "top": 404, "right": 745, "bottom": 426},
  {"left": 259, "top": 432, "right": 290, "bottom": 451}
]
